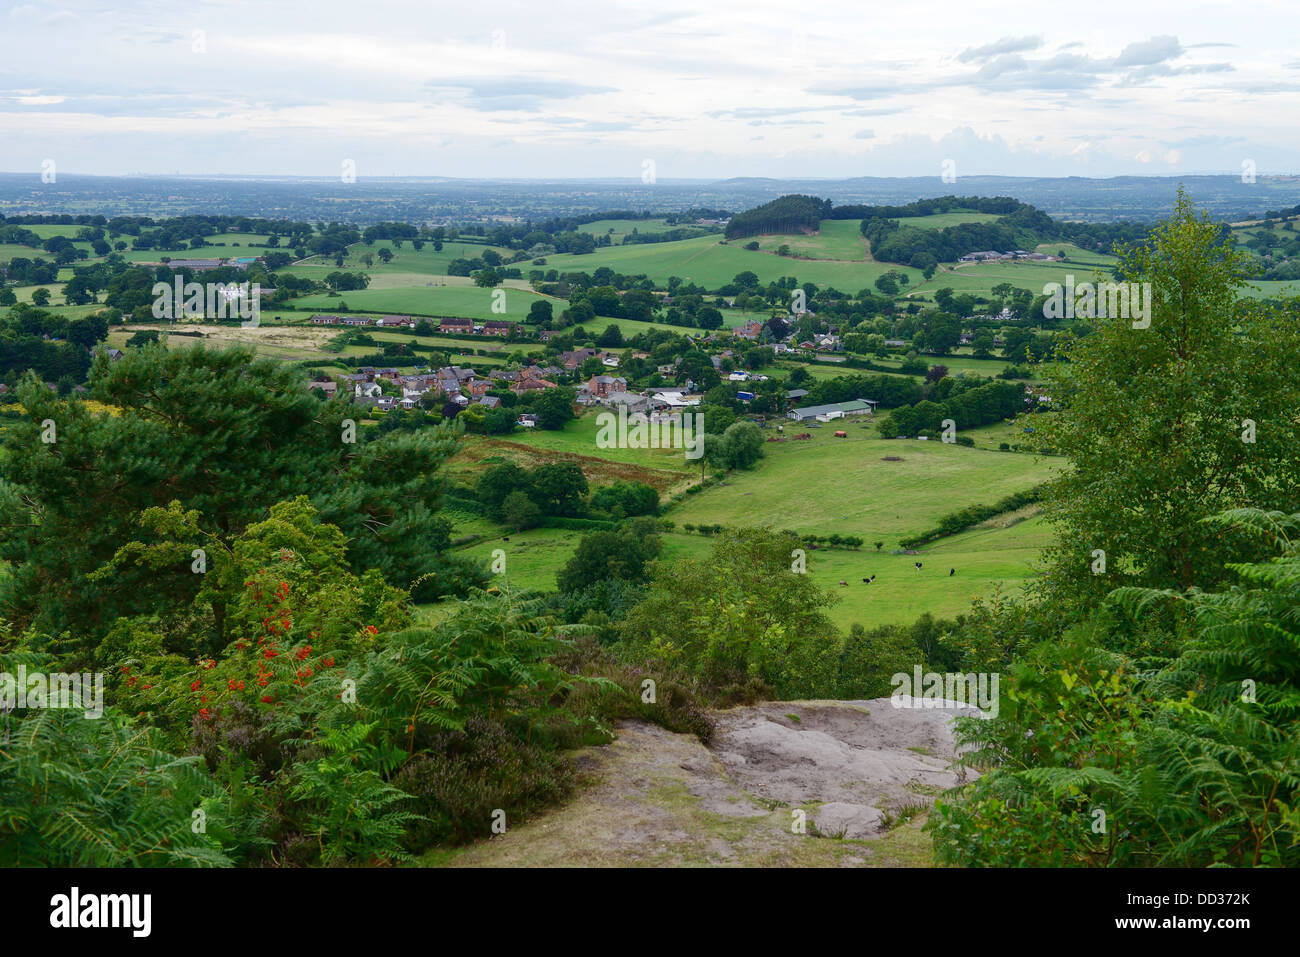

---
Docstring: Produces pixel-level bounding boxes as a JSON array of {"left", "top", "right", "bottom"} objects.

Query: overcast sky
[{"left": 1, "top": 0, "right": 1297, "bottom": 179}]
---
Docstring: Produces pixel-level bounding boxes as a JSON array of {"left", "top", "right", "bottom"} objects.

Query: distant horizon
[
  {"left": 5, "top": 2, "right": 1299, "bottom": 180},
  {"left": 2, "top": 171, "right": 1297, "bottom": 183}
]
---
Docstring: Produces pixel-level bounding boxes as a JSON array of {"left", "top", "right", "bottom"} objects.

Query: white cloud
[{"left": 0, "top": 0, "right": 1295, "bottom": 177}]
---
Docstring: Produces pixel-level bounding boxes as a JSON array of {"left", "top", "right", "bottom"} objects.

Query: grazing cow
[
  {"left": 914, "top": 562, "right": 922, "bottom": 570},
  {"left": 839, "top": 580, "right": 848, "bottom": 586},
  {"left": 949, "top": 568, "right": 955, "bottom": 576},
  {"left": 862, "top": 578, "right": 869, "bottom": 584}
]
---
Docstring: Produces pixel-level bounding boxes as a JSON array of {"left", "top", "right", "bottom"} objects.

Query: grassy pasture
[
  {"left": 667, "top": 425, "right": 1056, "bottom": 542},
  {"left": 291, "top": 277, "right": 565, "bottom": 321},
  {"left": 540, "top": 235, "right": 924, "bottom": 291},
  {"left": 106, "top": 323, "right": 345, "bottom": 361},
  {"left": 23, "top": 224, "right": 87, "bottom": 239},
  {"left": 751, "top": 220, "right": 871, "bottom": 261},
  {"left": 445, "top": 418, "right": 1055, "bottom": 629},
  {"left": 802, "top": 512, "right": 1051, "bottom": 629},
  {"left": 284, "top": 240, "right": 515, "bottom": 278},
  {"left": 893, "top": 211, "right": 1002, "bottom": 230},
  {"left": 906, "top": 257, "right": 1118, "bottom": 302},
  {"left": 450, "top": 414, "right": 698, "bottom": 493}
]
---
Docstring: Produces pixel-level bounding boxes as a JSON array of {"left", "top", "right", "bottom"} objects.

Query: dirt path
[{"left": 433, "top": 697, "right": 980, "bottom": 867}]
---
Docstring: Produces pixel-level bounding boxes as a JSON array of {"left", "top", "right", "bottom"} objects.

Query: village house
[
  {"left": 310, "top": 314, "right": 342, "bottom": 325},
  {"left": 482, "top": 320, "right": 514, "bottom": 337},
  {"left": 307, "top": 377, "right": 338, "bottom": 399},
  {"left": 438, "top": 317, "right": 474, "bottom": 334},
  {"left": 377, "top": 315, "right": 414, "bottom": 328},
  {"left": 511, "top": 375, "right": 558, "bottom": 395},
  {"left": 400, "top": 374, "right": 437, "bottom": 399},
  {"left": 579, "top": 374, "right": 629, "bottom": 404},
  {"left": 558, "top": 347, "right": 604, "bottom": 371},
  {"left": 434, "top": 366, "right": 476, "bottom": 397}
]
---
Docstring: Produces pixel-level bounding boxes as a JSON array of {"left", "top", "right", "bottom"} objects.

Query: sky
[{"left": 1, "top": 0, "right": 1298, "bottom": 179}]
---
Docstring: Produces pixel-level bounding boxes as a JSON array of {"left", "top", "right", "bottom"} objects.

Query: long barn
[{"left": 786, "top": 398, "right": 878, "bottom": 422}]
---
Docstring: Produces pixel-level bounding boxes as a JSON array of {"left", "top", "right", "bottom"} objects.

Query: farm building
[{"left": 786, "top": 399, "right": 877, "bottom": 423}]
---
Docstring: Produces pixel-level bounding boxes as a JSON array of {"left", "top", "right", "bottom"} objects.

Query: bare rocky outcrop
[
  {"left": 711, "top": 698, "right": 983, "bottom": 839},
  {"left": 437, "top": 697, "right": 983, "bottom": 867}
]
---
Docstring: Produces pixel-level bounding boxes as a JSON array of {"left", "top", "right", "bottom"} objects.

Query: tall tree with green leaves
[
  {"left": 1035, "top": 192, "right": 1300, "bottom": 611},
  {"left": 619, "top": 527, "right": 840, "bottom": 699},
  {"left": 0, "top": 343, "right": 476, "bottom": 651}
]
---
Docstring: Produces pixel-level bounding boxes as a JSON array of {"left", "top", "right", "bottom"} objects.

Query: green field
[
  {"left": 281, "top": 240, "right": 515, "bottom": 278},
  {"left": 24, "top": 224, "right": 87, "bottom": 239},
  {"left": 449, "top": 413, "right": 699, "bottom": 496},
  {"left": 667, "top": 426, "right": 1055, "bottom": 541},
  {"left": 752, "top": 219, "right": 871, "bottom": 261},
  {"left": 894, "top": 211, "right": 1002, "bottom": 230},
  {"left": 539, "top": 234, "right": 923, "bottom": 291},
  {"left": 870, "top": 352, "right": 1020, "bottom": 377},
  {"left": 577, "top": 218, "right": 713, "bottom": 242},
  {"left": 806, "top": 512, "right": 1051, "bottom": 628},
  {"left": 442, "top": 412, "right": 1056, "bottom": 629},
  {"left": 105, "top": 320, "right": 539, "bottom": 366},
  {"left": 449, "top": 511, "right": 1053, "bottom": 632},
  {"left": 904, "top": 248, "right": 1119, "bottom": 303},
  {"left": 292, "top": 276, "right": 565, "bottom": 321}
]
